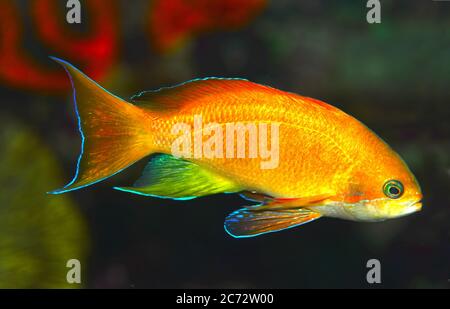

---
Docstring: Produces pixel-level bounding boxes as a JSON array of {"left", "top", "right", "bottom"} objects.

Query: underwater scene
[{"left": 0, "top": 0, "right": 449, "bottom": 290}]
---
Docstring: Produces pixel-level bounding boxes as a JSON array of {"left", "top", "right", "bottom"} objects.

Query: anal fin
[{"left": 114, "top": 154, "right": 241, "bottom": 199}]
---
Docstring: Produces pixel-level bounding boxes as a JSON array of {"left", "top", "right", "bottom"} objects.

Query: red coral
[
  {"left": 149, "top": 0, "right": 267, "bottom": 54},
  {"left": 0, "top": 0, "right": 119, "bottom": 93}
]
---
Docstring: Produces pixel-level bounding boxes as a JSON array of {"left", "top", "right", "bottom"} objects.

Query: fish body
[{"left": 50, "top": 57, "right": 422, "bottom": 237}]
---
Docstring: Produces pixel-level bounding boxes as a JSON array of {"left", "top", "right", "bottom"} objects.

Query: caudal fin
[{"left": 49, "top": 57, "right": 154, "bottom": 194}]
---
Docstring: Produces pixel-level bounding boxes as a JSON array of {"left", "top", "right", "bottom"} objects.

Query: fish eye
[{"left": 383, "top": 180, "right": 404, "bottom": 199}]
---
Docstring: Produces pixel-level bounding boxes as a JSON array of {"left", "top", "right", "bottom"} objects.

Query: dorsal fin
[
  {"left": 130, "top": 77, "right": 282, "bottom": 112},
  {"left": 130, "top": 77, "right": 340, "bottom": 114}
]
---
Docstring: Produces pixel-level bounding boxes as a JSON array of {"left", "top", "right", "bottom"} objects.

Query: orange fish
[{"left": 49, "top": 58, "right": 422, "bottom": 238}]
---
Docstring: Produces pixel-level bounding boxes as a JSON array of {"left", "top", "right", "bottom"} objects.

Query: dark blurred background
[{"left": 0, "top": 0, "right": 449, "bottom": 288}]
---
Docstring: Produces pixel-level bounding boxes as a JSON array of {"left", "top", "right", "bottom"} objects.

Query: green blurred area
[{"left": 0, "top": 118, "right": 88, "bottom": 288}]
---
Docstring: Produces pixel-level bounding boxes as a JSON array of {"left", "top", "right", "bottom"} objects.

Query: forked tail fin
[{"left": 49, "top": 57, "right": 154, "bottom": 194}]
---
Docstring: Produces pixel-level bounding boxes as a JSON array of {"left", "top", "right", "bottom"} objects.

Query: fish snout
[
  {"left": 371, "top": 196, "right": 423, "bottom": 220},
  {"left": 394, "top": 198, "right": 422, "bottom": 218},
  {"left": 411, "top": 200, "right": 422, "bottom": 212},
  {"left": 403, "top": 200, "right": 422, "bottom": 216}
]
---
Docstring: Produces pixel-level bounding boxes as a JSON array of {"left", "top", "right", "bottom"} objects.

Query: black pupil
[{"left": 389, "top": 186, "right": 400, "bottom": 195}]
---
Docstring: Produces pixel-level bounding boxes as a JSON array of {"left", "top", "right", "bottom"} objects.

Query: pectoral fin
[
  {"left": 239, "top": 191, "right": 273, "bottom": 203},
  {"left": 224, "top": 206, "right": 321, "bottom": 238},
  {"left": 239, "top": 191, "right": 333, "bottom": 209}
]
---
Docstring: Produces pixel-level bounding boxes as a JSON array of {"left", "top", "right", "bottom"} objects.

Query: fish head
[{"left": 340, "top": 151, "right": 422, "bottom": 222}]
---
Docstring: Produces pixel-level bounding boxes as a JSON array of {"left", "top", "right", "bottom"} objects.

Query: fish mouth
[
  {"left": 411, "top": 200, "right": 422, "bottom": 211},
  {"left": 399, "top": 200, "right": 422, "bottom": 217}
]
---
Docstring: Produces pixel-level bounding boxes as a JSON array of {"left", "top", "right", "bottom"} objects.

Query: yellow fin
[{"left": 114, "top": 154, "right": 242, "bottom": 199}]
